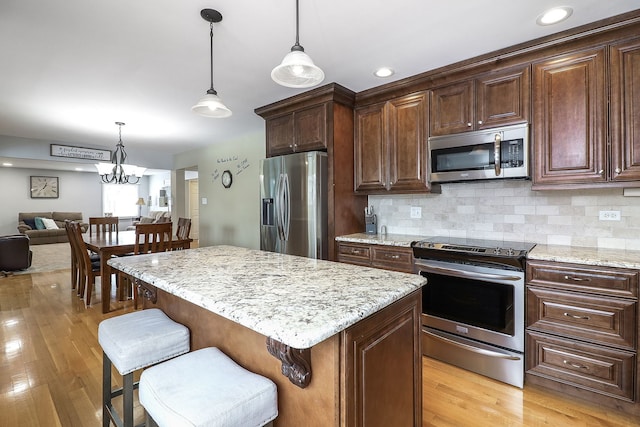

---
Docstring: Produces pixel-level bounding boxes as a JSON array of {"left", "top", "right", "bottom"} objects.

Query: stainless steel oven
[{"left": 412, "top": 237, "right": 535, "bottom": 388}]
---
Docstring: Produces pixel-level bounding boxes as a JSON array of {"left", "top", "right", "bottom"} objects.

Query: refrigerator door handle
[
  {"left": 282, "top": 173, "right": 290, "bottom": 241},
  {"left": 275, "top": 173, "right": 284, "bottom": 241}
]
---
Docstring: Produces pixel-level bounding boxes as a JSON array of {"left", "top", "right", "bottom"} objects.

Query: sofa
[
  {"left": 17, "top": 212, "right": 88, "bottom": 245},
  {"left": 126, "top": 211, "right": 171, "bottom": 230},
  {"left": 0, "top": 234, "right": 32, "bottom": 273}
]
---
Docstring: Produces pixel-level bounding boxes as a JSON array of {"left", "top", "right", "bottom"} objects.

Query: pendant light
[
  {"left": 271, "top": 0, "right": 324, "bottom": 88},
  {"left": 192, "top": 9, "right": 232, "bottom": 118},
  {"left": 95, "top": 122, "right": 146, "bottom": 184}
]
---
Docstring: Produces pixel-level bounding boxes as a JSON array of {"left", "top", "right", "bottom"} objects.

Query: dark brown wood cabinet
[
  {"left": 337, "top": 242, "right": 414, "bottom": 273},
  {"left": 525, "top": 260, "right": 639, "bottom": 411},
  {"left": 264, "top": 104, "right": 328, "bottom": 157},
  {"left": 342, "top": 289, "right": 422, "bottom": 427},
  {"left": 255, "top": 84, "right": 368, "bottom": 261},
  {"left": 355, "top": 92, "right": 437, "bottom": 194},
  {"left": 610, "top": 37, "right": 640, "bottom": 182},
  {"left": 532, "top": 47, "right": 608, "bottom": 187},
  {"left": 430, "top": 66, "right": 530, "bottom": 136},
  {"left": 533, "top": 38, "right": 640, "bottom": 189}
]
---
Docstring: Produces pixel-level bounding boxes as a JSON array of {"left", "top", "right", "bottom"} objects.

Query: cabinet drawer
[
  {"left": 527, "top": 287, "right": 636, "bottom": 349},
  {"left": 337, "top": 243, "right": 371, "bottom": 266},
  {"left": 527, "top": 260, "right": 638, "bottom": 298},
  {"left": 371, "top": 246, "right": 414, "bottom": 273},
  {"left": 526, "top": 331, "right": 635, "bottom": 401}
]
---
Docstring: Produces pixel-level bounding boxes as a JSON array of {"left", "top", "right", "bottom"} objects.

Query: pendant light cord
[
  {"left": 295, "top": 0, "right": 300, "bottom": 47},
  {"left": 209, "top": 22, "right": 215, "bottom": 92}
]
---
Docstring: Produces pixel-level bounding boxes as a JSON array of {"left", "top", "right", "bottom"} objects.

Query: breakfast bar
[{"left": 108, "top": 245, "right": 426, "bottom": 427}]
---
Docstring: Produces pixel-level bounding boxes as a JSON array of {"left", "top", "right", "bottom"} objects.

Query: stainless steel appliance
[
  {"left": 429, "top": 123, "right": 529, "bottom": 183},
  {"left": 260, "top": 151, "right": 328, "bottom": 259},
  {"left": 412, "top": 236, "right": 536, "bottom": 388}
]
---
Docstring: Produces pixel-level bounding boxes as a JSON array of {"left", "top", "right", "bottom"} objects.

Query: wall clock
[
  {"left": 30, "top": 176, "right": 59, "bottom": 198},
  {"left": 221, "top": 170, "right": 233, "bottom": 188}
]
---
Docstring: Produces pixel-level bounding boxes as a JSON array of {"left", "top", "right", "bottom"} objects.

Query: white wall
[
  {"left": 174, "top": 131, "right": 264, "bottom": 249},
  {"left": 0, "top": 167, "right": 103, "bottom": 235},
  {"left": 370, "top": 180, "right": 640, "bottom": 250}
]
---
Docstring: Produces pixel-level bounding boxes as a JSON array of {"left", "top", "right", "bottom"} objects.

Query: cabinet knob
[
  {"left": 477, "top": 120, "right": 483, "bottom": 125},
  {"left": 615, "top": 167, "right": 621, "bottom": 174},
  {"left": 467, "top": 122, "right": 472, "bottom": 127},
  {"left": 598, "top": 170, "right": 604, "bottom": 175}
]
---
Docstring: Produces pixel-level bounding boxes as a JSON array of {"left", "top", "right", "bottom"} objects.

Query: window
[{"left": 102, "top": 184, "right": 139, "bottom": 217}]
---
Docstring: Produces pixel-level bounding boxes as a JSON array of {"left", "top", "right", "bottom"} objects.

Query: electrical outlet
[
  {"left": 599, "top": 210, "right": 620, "bottom": 221},
  {"left": 410, "top": 206, "right": 422, "bottom": 219}
]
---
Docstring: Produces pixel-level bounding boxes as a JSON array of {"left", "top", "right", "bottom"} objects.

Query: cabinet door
[
  {"left": 532, "top": 47, "right": 607, "bottom": 186},
  {"left": 295, "top": 104, "right": 327, "bottom": 152},
  {"left": 266, "top": 114, "right": 294, "bottom": 157},
  {"left": 610, "top": 37, "right": 640, "bottom": 182},
  {"left": 476, "top": 66, "right": 530, "bottom": 130},
  {"left": 430, "top": 80, "right": 473, "bottom": 136},
  {"left": 342, "top": 290, "right": 422, "bottom": 427},
  {"left": 387, "top": 93, "right": 429, "bottom": 192},
  {"left": 354, "top": 103, "right": 388, "bottom": 192}
]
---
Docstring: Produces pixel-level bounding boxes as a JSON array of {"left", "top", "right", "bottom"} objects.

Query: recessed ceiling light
[
  {"left": 537, "top": 6, "right": 573, "bottom": 26},
  {"left": 374, "top": 67, "right": 395, "bottom": 78},
  {"left": 2, "top": 162, "right": 12, "bottom": 167}
]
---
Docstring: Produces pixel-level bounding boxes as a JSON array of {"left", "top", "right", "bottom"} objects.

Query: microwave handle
[{"left": 494, "top": 133, "right": 502, "bottom": 176}]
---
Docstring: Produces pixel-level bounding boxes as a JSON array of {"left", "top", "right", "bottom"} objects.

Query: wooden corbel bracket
[{"left": 266, "top": 337, "right": 312, "bottom": 388}]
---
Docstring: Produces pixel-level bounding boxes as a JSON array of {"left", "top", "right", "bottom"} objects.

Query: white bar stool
[
  {"left": 139, "top": 347, "right": 278, "bottom": 427},
  {"left": 98, "top": 308, "right": 190, "bottom": 427}
]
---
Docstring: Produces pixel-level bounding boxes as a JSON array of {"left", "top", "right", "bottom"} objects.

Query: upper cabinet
[
  {"left": 532, "top": 37, "right": 640, "bottom": 189},
  {"left": 610, "top": 37, "right": 640, "bottom": 182},
  {"left": 262, "top": 103, "right": 327, "bottom": 157},
  {"left": 430, "top": 66, "right": 530, "bottom": 136},
  {"left": 354, "top": 92, "right": 438, "bottom": 194}
]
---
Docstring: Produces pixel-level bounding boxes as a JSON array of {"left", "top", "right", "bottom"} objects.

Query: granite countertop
[
  {"left": 528, "top": 244, "right": 640, "bottom": 270},
  {"left": 335, "top": 232, "right": 426, "bottom": 247},
  {"left": 108, "top": 245, "right": 426, "bottom": 349}
]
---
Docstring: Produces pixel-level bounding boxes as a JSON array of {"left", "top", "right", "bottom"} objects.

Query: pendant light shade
[
  {"left": 271, "top": 0, "right": 324, "bottom": 88},
  {"left": 192, "top": 90, "right": 232, "bottom": 118},
  {"left": 192, "top": 9, "right": 231, "bottom": 118}
]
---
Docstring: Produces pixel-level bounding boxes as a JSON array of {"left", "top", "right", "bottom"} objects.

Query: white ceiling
[{"left": 1, "top": 0, "right": 638, "bottom": 167}]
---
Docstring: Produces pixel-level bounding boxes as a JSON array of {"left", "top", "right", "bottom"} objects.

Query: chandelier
[{"left": 95, "top": 122, "right": 146, "bottom": 184}]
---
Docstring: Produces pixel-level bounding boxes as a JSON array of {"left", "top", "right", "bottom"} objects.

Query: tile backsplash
[{"left": 369, "top": 180, "right": 640, "bottom": 250}]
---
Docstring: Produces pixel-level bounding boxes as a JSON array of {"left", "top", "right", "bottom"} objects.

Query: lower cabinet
[
  {"left": 337, "top": 242, "right": 414, "bottom": 273},
  {"left": 526, "top": 260, "right": 639, "bottom": 413}
]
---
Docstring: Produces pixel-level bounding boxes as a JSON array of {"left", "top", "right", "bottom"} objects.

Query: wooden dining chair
[
  {"left": 70, "top": 221, "right": 101, "bottom": 306},
  {"left": 124, "top": 222, "right": 173, "bottom": 309},
  {"left": 176, "top": 217, "right": 191, "bottom": 240},
  {"left": 89, "top": 216, "right": 119, "bottom": 237},
  {"left": 64, "top": 220, "right": 79, "bottom": 292}
]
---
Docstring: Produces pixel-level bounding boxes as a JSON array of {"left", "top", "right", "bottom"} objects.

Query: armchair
[{"left": 0, "top": 234, "right": 33, "bottom": 274}]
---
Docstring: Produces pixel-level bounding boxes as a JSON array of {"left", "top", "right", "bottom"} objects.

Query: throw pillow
[
  {"left": 41, "top": 217, "right": 59, "bottom": 230},
  {"left": 23, "top": 217, "right": 37, "bottom": 229},
  {"left": 34, "top": 217, "right": 46, "bottom": 230}
]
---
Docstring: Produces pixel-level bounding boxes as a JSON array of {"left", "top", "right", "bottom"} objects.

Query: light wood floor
[{"left": 1, "top": 268, "right": 639, "bottom": 426}]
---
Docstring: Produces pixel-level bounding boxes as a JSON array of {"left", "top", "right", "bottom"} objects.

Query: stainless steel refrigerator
[{"left": 260, "top": 151, "right": 328, "bottom": 259}]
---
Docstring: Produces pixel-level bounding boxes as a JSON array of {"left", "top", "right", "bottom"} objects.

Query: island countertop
[{"left": 108, "top": 245, "right": 426, "bottom": 349}]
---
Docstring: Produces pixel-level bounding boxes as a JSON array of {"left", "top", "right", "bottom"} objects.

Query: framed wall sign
[
  {"left": 30, "top": 176, "right": 59, "bottom": 198},
  {"left": 50, "top": 144, "right": 111, "bottom": 161}
]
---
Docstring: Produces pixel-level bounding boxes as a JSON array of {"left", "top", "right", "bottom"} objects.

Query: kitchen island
[{"left": 108, "top": 245, "right": 426, "bottom": 427}]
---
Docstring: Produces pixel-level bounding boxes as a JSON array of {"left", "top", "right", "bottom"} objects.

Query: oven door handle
[
  {"left": 424, "top": 329, "right": 521, "bottom": 361},
  {"left": 415, "top": 261, "right": 521, "bottom": 282}
]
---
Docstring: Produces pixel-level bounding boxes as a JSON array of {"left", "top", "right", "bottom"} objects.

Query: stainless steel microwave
[{"left": 429, "top": 123, "right": 529, "bottom": 183}]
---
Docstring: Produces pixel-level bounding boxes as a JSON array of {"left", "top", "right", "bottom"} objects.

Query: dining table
[{"left": 83, "top": 230, "right": 192, "bottom": 313}]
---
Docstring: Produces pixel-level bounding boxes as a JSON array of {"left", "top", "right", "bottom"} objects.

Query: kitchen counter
[
  {"left": 107, "top": 245, "right": 425, "bottom": 349},
  {"left": 335, "top": 232, "right": 426, "bottom": 247},
  {"left": 528, "top": 244, "right": 640, "bottom": 270}
]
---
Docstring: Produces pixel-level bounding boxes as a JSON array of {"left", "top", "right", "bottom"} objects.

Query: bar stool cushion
[
  {"left": 140, "top": 347, "right": 278, "bottom": 427},
  {"left": 98, "top": 308, "right": 190, "bottom": 375}
]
